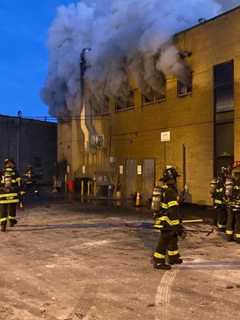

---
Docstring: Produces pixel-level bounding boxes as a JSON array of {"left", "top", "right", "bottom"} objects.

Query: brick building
[
  {"left": 0, "top": 115, "right": 57, "bottom": 183},
  {"left": 58, "top": 6, "right": 240, "bottom": 205}
]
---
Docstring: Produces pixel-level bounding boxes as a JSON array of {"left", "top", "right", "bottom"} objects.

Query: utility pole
[
  {"left": 80, "top": 48, "right": 91, "bottom": 112},
  {"left": 78, "top": 48, "right": 91, "bottom": 200},
  {"left": 80, "top": 47, "right": 91, "bottom": 172}
]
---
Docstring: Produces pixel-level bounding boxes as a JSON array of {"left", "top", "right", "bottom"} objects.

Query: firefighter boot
[
  {"left": 225, "top": 208, "right": 235, "bottom": 241},
  {"left": 153, "top": 262, "right": 172, "bottom": 270},
  {"left": 9, "top": 219, "right": 17, "bottom": 227},
  {"left": 1, "top": 223, "right": 7, "bottom": 232},
  {"left": 169, "top": 257, "right": 183, "bottom": 265},
  {"left": 216, "top": 207, "right": 227, "bottom": 232}
]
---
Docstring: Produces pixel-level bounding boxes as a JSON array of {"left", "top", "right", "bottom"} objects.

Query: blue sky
[
  {"left": 0, "top": 0, "right": 76, "bottom": 119},
  {"left": 0, "top": 1, "right": 238, "bottom": 119}
]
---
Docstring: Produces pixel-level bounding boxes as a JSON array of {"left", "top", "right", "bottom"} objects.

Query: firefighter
[
  {"left": 0, "top": 159, "right": 21, "bottom": 232},
  {"left": 22, "top": 165, "right": 39, "bottom": 196},
  {"left": 152, "top": 167, "right": 185, "bottom": 270},
  {"left": 225, "top": 165, "right": 240, "bottom": 242},
  {"left": 210, "top": 167, "right": 229, "bottom": 231},
  {"left": 225, "top": 175, "right": 235, "bottom": 241}
]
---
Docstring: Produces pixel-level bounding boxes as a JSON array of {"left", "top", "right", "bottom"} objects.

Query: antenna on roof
[
  {"left": 17, "top": 110, "right": 22, "bottom": 117},
  {"left": 198, "top": 18, "right": 206, "bottom": 24}
]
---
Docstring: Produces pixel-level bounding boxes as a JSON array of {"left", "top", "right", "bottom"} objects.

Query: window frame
[
  {"left": 177, "top": 74, "right": 193, "bottom": 97},
  {"left": 214, "top": 61, "right": 234, "bottom": 113}
]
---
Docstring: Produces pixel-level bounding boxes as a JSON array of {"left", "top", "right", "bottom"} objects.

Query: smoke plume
[{"left": 42, "top": 0, "right": 224, "bottom": 117}]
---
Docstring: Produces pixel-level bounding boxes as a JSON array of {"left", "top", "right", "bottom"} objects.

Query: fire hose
[
  {"left": 182, "top": 219, "right": 214, "bottom": 236},
  {"left": 125, "top": 219, "right": 214, "bottom": 236}
]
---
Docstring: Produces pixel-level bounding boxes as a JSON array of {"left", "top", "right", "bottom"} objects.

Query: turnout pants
[
  {"left": 225, "top": 207, "right": 235, "bottom": 241},
  {"left": 0, "top": 204, "right": 17, "bottom": 227},
  {"left": 234, "top": 211, "right": 240, "bottom": 243},
  {"left": 154, "top": 230, "right": 180, "bottom": 264},
  {"left": 216, "top": 206, "right": 227, "bottom": 231}
]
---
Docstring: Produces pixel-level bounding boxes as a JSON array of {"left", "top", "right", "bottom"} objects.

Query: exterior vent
[{"left": 91, "top": 135, "right": 104, "bottom": 148}]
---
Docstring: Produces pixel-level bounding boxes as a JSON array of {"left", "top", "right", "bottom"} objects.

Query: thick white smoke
[{"left": 42, "top": 0, "right": 224, "bottom": 117}]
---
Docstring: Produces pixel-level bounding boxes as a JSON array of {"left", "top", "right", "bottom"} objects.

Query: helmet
[
  {"left": 160, "top": 166, "right": 180, "bottom": 183},
  {"left": 4, "top": 159, "right": 15, "bottom": 168}
]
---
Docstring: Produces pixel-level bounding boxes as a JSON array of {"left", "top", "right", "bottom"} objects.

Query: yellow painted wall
[{"left": 58, "top": 7, "right": 240, "bottom": 205}]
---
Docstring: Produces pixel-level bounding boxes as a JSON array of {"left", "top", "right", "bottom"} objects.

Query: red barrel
[{"left": 67, "top": 179, "right": 75, "bottom": 193}]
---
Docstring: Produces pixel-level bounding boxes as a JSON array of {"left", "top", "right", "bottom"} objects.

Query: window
[
  {"left": 213, "top": 61, "right": 234, "bottom": 175},
  {"left": 115, "top": 90, "right": 135, "bottom": 112},
  {"left": 214, "top": 61, "right": 234, "bottom": 113},
  {"left": 142, "top": 88, "right": 166, "bottom": 105},
  {"left": 177, "top": 75, "right": 192, "bottom": 96}
]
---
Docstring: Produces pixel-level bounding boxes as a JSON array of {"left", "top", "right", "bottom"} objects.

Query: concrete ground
[{"left": 0, "top": 196, "right": 240, "bottom": 320}]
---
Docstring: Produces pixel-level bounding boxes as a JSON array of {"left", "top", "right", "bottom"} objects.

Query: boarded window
[
  {"left": 125, "top": 160, "right": 137, "bottom": 198},
  {"left": 142, "top": 159, "right": 155, "bottom": 201}
]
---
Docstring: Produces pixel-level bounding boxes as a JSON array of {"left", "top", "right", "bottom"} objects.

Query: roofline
[
  {"left": 175, "top": 4, "right": 240, "bottom": 37},
  {"left": 0, "top": 114, "right": 57, "bottom": 125}
]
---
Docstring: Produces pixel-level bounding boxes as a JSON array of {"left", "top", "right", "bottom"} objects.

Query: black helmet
[
  {"left": 160, "top": 166, "right": 180, "bottom": 183},
  {"left": 4, "top": 158, "right": 15, "bottom": 168}
]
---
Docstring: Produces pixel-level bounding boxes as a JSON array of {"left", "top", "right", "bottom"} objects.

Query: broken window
[
  {"left": 115, "top": 90, "right": 135, "bottom": 112},
  {"left": 177, "top": 75, "right": 192, "bottom": 96},
  {"left": 142, "top": 87, "right": 166, "bottom": 105}
]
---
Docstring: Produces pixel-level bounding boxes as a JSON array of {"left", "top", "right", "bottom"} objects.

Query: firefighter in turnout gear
[
  {"left": 22, "top": 165, "right": 39, "bottom": 196},
  {"left": 210, "top": 167, "right": 229, "bottom": 231},
  {"left": 225, "top": 165, "right": 240, "bottom": 242},
  {"left": 152, "top": 167, "right": 184, "bottom": 270},
  {"left": 225, "top": 176, "right": 235, "bottom": 241},
  {"left": 0, "top": 159, "right": 21, "bottom": 232}
]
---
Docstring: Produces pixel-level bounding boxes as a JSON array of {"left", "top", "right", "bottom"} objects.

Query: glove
[
  {"left": 153, "top": 212, "right": 157, "bottom": 219},
  {"left": 177, "top": 225, "right": 187, "bottom": 239},
  {"left": 180, "top": 229, "right": 187, "bottom": 240}
]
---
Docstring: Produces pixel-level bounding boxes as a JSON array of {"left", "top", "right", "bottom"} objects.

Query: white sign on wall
[
  {"left": 161, "top": 131, "right": 171, "bottom": 142},
  {"left": 137, "top": 165, "right": 142, "bottom": 175},
  {"left": 119, "top": 165, "right": 124, "bottom": 175}
]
